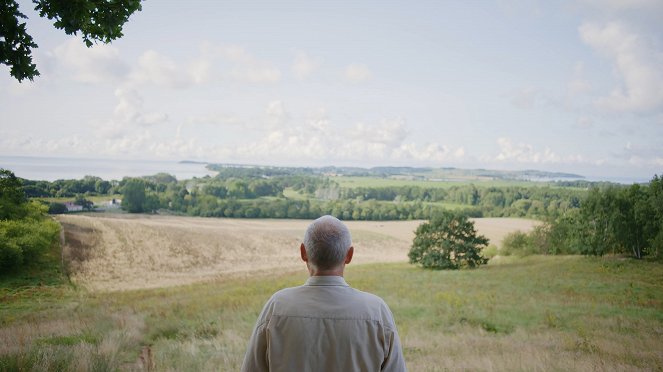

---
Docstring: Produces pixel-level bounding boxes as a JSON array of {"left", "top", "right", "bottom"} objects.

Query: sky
[{"left": 1, "top": 0, "right": 662, "bottom": 179}]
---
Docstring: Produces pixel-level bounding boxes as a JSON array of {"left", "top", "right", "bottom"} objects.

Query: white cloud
[
  {"left": 615, "top": 141, "right": 663, "bottom": 167},
  {"left": 186, "top": 113, "right": 246, "bottom": 127},
  {"left": 488, "top": 138, "right": 615, "bottom": 167},
  {"left": 125, "top": 43, "right": 282, "bottom": 88},
  {"left": 97, "top": 88, "right": 168, "bottom": 139},
  {"left": 52, "top": 38, "right": 128, "bottom": 83},
  {"left": 577, "top": 0, "right": 663, "bottom": 15},
  {"left": 132, "top": 50, "right": 195, "bottom": 89},
  {"left": 218, "top": 45, "right": 281, "bottom": 83},
  {"left": 493, "top": 137, "right": 562, "bottom": 164},
  {"left": 230, "top": 115, "right": 460, "bottom": 165},
  {"left": 265, "top": 100, "right": 290, "bottom": 127},
  {"left": 576, "top": 116, "right": 594, "bottom": 128},
  {"left": 511, "top": 87, "right": 541, "bottom": 109},
  {"left": 567, "top": 61, "right": 592, "bottom": 96},
  {"left": 344, "top": 63, "right": 372, "bottom": 83},
  {"left": 0, "top": 134, "right": 93, "bottom": 156},
  {"left": 579, "top": 21, "right": 663, "bottom": 113},
  {"left": 292, "top": 51, "right": 321, "bottom": 80},
  {"left": 350, "top": 118, "right": 408, "bottom": 147}
]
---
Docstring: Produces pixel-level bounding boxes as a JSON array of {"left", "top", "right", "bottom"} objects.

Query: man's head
[{"left": 301, "top": 215, "right": 353, "bottom": 275}]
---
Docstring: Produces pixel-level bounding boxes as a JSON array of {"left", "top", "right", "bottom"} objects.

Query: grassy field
[
  {"left": 35, "top": 195, "right": 123, "bottom": 204},
  {"left": 54, "top": 215, "right": 536, "bottom": 291},
  {"left": 1, "top": 217, "right": 661, "bottom": 371},
  {"left": 333, "top": 176, "right": 540, "bottom": 189}
]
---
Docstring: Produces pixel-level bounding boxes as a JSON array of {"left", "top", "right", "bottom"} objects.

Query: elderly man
[{"left": 241, "top": 215, "right": 406, "bottom": 372}]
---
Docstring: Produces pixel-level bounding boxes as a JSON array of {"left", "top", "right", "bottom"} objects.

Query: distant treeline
[
  {"left": 23, "top": 167, "right": 593, "bottom": 220},
  {"left": 22, "top": 176, "right": 117, "bottom": 197},
  {"left": 14, "top": 166, "right": 663, "bottom": 259}
]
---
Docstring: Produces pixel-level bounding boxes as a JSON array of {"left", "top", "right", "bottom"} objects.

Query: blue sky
[{"left": 1, "top": 0, "right": 662, "bottom": 178}]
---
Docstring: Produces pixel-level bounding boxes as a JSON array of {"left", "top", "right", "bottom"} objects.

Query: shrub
[
  {"left": 48, "top": 202, "right": 68, "bottom": 214},
  {"left": 483, "top": 244, "right": 499, "bottom": 259},
  {"left": 0, "top": 218, "right": 60, "bottom": 271},
  {"left": 500, "top": 231, "right": 531, "bottom": 256}
]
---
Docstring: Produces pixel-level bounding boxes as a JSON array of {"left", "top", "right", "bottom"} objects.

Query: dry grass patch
[
  {"left": 2, "top": 256, "right": 662, "bottom": 371},
  {"left": 57, "top": 215, "right": 537, "bottom": 292}
]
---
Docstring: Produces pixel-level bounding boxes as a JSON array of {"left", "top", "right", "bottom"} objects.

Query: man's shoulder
[
  {"left": 271, "top": 283, "right": 386, "bottom": 304},
  {"left": 348, "top": 287, "right": 390, "bottom": 307},
  {"left": 268, "top": 282, "right": 395, "bottom": 324}
]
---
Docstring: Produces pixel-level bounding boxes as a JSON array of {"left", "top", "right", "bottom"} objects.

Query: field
[
  {"left": 56, "top": 215, "right": 536, "bottom": 291},
  {"left": 1, "top": 215, "right": 662, "bottom": 371},
  {"left": 332, "top": 176, "right": 537, "bottom": 189}
]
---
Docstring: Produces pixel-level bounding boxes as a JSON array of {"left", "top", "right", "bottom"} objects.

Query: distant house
[{"left": 63, "top": 202, "right": 83, "bottom": 212}]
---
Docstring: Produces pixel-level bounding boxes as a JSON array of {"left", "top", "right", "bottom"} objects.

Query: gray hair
[{"left": 303, "top": 215, "right": 353, "bottom": 270}]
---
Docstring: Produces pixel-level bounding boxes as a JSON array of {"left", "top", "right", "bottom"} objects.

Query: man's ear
[
  {"left": 344, "top": 246, "right": 354, "bottom": 264},
  {"left": 300, "top": 243, "right": 308, "bottom": 262}
]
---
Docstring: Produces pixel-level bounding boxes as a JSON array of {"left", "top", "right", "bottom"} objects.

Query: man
[{"left": 241, "top": 215, "right": 407, "bottom": 372}]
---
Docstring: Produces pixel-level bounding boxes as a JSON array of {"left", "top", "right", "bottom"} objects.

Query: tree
[
  {"left": 0, "top": 168, "right": 27, "bottom": 219},
  {"left": 48, "top": 202, "right": 67, "bottom": 214},
  {"left": 74, "top": 194, "right": 94, "bottom": 211},
  {"left": 1, "top": 0, "right": 142, "bottom": 81},
  {"left": 121, "top": 178, "right": 145, "bottom": 213},
  {"left": 409, "top": 211, "right": 489, "bottom": 270}
]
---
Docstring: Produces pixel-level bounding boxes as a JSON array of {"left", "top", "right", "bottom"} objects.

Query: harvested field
[{"left": 57, "top": 214, "right": 538, "bottom": 292}]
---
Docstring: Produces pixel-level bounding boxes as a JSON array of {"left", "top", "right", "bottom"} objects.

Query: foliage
[
  {"left": 1, "top": 169, "right": 28, "bottom": 219},
  {"left": 483, "top": 244, "right": 498, "bottom": 259},
  {"left": 0, "top": 0, "right": 142, "bottom": 81},
  {"left": 0, "top": 1, "right": 39, "bottom": 81},
  {"left": 409, "top": 211, "right": 489, "bottom": 269},
  {"left": 47, "top": 202, "right": 67, "bottom": 214},
  {"left": 0, "top": 213, "right": 60, "bottom": 270},
  {"left": 121, "top": 178, "right": 146, "bottom": 213},
  {"left": 500, "top": 231, "right": 531, "bottom": 256},
  {"left": 0, "top": 191, "right": 60, "bottom": 271},
  {"left": 22, "top": 175, "right": 116, "bottom": 198},
  {"left": 511, "top": 175, "right": 663, "bottom": 259},
  {"left": 74, "top": 194, "right": 93, "bottom": 211}
]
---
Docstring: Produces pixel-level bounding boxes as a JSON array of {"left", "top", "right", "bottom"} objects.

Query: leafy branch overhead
[{"left": 0, "top": 0, "right": 142, "bottom": 82}]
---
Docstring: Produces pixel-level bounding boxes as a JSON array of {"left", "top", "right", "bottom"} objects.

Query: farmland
[
  {"left": 1, "top": 214, "right": 662, "bottom": 371},
  {"left": 56, "top": 214, "right": 536, "bottom": 292}
]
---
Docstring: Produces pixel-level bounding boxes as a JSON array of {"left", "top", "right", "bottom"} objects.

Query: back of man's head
[{"left": 303, "top": 215, "right": 352, "bottom": 270}]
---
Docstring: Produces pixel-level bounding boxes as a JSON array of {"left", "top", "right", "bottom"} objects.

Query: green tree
[
  {"left": 409, "top": 211, "right": 489, "bottom": 270},
  {"left": 1, "top": 0, "right": 142, "bottom": 81},
  {"left": 48, "top": 202, "right": 67, "bottom": 214},
  {"left": 74, "top": 194, "right": 94, "bottom": 211},
  {"left": 0, "top": 168, "right": 27, "bottom": 219},
  {"left": 121, "top": 178, "right": 145, "bottom": 213}
]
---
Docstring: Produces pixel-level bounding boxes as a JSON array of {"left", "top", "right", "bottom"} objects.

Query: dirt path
[{"left": 57, "top": 215, "right": 538, "bottom": 292}]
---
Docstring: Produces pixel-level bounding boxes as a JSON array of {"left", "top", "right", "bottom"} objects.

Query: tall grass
[{"left": 2, "top": 256, "right": 662, "bottom": 371}]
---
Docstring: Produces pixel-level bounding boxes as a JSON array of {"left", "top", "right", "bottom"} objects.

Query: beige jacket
[{"left": 241, "top": 276, "right": 407, "bottom": 372}]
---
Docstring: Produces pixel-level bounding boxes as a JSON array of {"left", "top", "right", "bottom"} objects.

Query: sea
[
  {"left": 0, "top": 155, "right": 651, "bottom": 184},
  {"left": 0, "top": 156, "right": 215, "bottom": 181}
]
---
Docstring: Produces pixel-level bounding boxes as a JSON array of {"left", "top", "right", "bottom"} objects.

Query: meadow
[
  {"left": 332, "top": 176, "right": 537, "bottom": 189},
  {"left": 1, "top": 215, "right": 662, "bottom": 371}
]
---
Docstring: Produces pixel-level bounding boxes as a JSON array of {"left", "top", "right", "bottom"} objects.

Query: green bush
[
  {"left": 0, "top": 217, "right": 60, "bottom": 271},
  {"left": 48, "top": 202, "right": 68, "bottom": 214},
  {"left": 483, "top": 244, "right": 499, "bottom": 259},
  {"left": 501, "top": 231, "right": 533, "bottom": 256}
]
